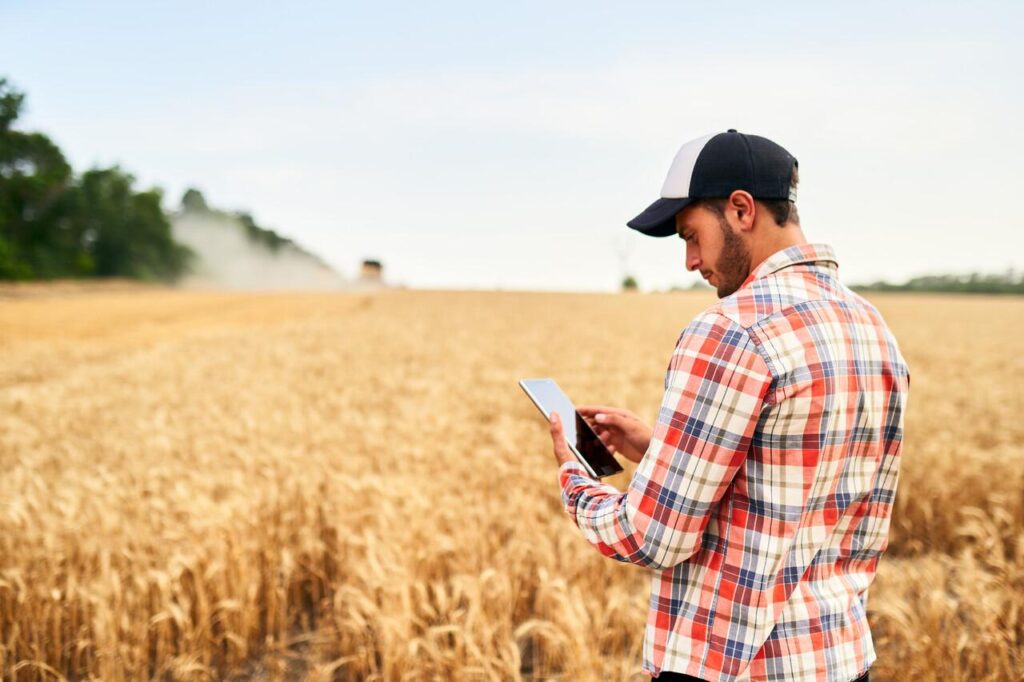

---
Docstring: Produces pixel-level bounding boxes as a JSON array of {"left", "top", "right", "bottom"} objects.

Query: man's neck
[{"left": 748, "top": 224, "right": 808, "bottom": 274}]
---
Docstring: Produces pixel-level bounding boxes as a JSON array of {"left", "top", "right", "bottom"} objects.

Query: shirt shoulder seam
[{"left": 701, "top": 310, "right": 778, "bottom": 383}]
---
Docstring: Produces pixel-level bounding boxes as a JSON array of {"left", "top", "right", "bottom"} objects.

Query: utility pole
[{"left": 612, "top": 234, "right": 635, "bottom": 291}]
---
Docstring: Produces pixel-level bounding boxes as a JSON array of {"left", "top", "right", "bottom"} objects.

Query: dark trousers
[{"left": 655, "top": 670, "right": 869, "bottom": 682}]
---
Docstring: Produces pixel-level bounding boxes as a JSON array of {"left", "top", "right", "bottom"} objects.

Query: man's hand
[
  {"left": 548, "top": 413, "right": 578, "bottom": 467},
  {"left": 577, "top": 405, "right": 652, "bottom": 464}
]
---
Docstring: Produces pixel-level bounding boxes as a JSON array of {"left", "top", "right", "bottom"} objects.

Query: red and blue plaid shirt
[{"left": 559, "top": 243, "right": 909, "bottom": 682}]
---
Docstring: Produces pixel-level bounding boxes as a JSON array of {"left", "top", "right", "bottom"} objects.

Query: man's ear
[{"left": 727, "top": 191, "right": 756, "bottom": 232}]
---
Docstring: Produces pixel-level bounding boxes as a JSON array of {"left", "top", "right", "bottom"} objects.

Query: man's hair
[{"left": 700, "top": 166, "right": 800, "bottom": 227}]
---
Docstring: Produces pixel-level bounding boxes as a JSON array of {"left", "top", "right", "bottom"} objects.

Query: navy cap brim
[{"left": 626, "top": 197, "right": 694, "bottom": 237}]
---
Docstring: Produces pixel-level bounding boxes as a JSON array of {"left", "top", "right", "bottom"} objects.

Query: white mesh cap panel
[{"left": 659, "top": 133, "right": 716, "bottom": 199}]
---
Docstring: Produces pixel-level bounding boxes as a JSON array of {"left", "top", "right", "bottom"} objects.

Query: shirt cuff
[{"left": 558, "top": 460, "right": 592, "bottom": 485}]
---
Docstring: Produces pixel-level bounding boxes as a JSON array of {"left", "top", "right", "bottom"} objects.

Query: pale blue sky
[{"left": 3, "top": 1, "right": 1022, "bottom": 290}]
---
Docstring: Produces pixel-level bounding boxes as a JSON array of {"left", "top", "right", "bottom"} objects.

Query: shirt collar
[{"left": 741, "top": 243, "right": 839, "bottom": 289}]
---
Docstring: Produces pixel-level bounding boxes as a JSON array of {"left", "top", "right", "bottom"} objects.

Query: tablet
[{"left": 519, "top": 378, "right": 624, "bottom": 478}]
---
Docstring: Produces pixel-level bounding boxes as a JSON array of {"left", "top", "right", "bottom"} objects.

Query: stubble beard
[{"left": 713, "top": 217, "right": 752, "bottom": 298}]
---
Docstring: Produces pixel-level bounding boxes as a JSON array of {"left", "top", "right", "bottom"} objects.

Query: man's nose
[{"left": 686, "top": 251, "right": 701, "bottom": 272}]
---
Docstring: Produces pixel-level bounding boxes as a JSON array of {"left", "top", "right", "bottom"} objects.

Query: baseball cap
[{"left": 627, "top": 129, "right": 798, "bottom": 237}]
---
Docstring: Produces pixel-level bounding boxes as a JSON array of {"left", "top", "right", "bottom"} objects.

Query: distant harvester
[{"left": 360, "top": 260, "right": 383, "bottom": 283}]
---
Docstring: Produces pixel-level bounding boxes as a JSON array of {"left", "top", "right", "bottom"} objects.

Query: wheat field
[{"left": 0, "top": 288, "right": 1021, "bottom": 681}]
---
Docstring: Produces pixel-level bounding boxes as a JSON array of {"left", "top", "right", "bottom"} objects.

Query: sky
[{"left": 2, "top": 1, "right": 1022, "bottom": 291}]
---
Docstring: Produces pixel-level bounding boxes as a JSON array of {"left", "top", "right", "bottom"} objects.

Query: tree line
[
  {"left": 0, "top": 77, "right": 310, "bottom": 283},
  {"left": 0, "top": 78, "right": 193, "bottom": 281},
  {"left": 179, "top": 187, "right": 321, "bottom": 262},
  {"left": 4, "top": 75, "right": 1019, "bottom": 292},
  {"left": 853, "top": 271, "right": 1024, "bottom": 295}
]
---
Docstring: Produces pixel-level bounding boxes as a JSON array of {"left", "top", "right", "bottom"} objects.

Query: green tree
[
  {"left": 68, "top": 167, "right": 192, "bottom": 280},
  {"left": 0, "top": 78, "right": 25, "bottom": 133},
  {"left": 0, "top": 76, "right": 193, "bottom": 282},
  {"left": 0, "top": 78, "right": 77, "bottom": 278},
  {"left": 181, "top": 187, "right": 209, "bottom": 213}
]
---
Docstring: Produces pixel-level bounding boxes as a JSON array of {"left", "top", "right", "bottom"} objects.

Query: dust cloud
[{"left": 170, "top": 211, "right": 350, "bottom": 291}]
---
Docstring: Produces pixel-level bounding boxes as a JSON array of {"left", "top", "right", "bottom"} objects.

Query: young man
[{"left": 547, "top": 130, "right": 910, "bottom": 682}]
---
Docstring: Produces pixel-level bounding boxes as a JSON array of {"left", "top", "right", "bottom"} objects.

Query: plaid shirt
[{"left": 559, "top": 243, "right": 909, "bottom": 682}]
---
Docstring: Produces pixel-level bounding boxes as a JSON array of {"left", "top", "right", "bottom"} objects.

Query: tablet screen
[{"left": 520, "top": 379, "right": 623, "bottom": 478}]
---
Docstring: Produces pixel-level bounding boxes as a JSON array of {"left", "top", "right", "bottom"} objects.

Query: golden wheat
[{"left": 0, "top": 289, "right": 1021, "bottom": 681}]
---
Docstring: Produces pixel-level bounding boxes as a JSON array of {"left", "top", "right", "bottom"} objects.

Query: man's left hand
[{"left": 548, "top": 413, "right": 577, "bottom": 467}]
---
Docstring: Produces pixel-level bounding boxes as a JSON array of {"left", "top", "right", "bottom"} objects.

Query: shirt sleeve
[{"left": 559, "top": 313, "right": 773, "bottom": 570}]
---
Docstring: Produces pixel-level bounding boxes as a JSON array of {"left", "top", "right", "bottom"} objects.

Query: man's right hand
[{"left": 577, "top": 405, "right": 653, "bottom": 464}]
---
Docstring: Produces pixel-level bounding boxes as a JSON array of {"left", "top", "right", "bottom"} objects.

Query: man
[{"left": 547, "top": 130, "right": 909, "bottom": 682}]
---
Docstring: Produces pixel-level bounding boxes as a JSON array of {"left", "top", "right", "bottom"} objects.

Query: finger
[
  {"left": 549, "top": 411, "right": 562, "bottom": 436},
  {"left": 593, "top": 412, "right": 626, "bottom": 428},
  {"left": 588, "top": 419, "right": 621, "bottom": 439},
  {"left": 549, "top": 414, "right": 571, "bottom": 457},
  {"left": 577, "top": 405, "right": 630, "bottom": 417}
]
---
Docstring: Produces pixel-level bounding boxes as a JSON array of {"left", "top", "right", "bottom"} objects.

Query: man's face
[{"left": 675, "top": 203, "right": 752, "bottom": 298}]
